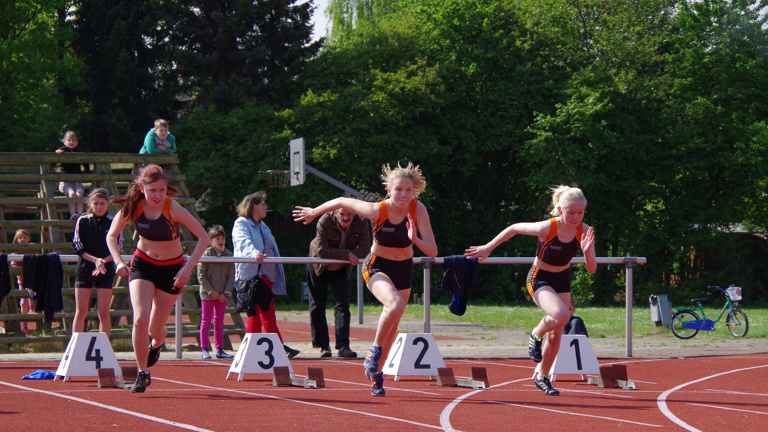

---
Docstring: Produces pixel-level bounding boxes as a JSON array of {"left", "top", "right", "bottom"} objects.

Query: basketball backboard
[{"left": 289, "top": 138, "right": 305, "bottom": 186}]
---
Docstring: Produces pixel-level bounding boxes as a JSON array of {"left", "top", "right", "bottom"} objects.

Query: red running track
[{"left": 1, "top": 353, "right": 766, "bottom": 431}]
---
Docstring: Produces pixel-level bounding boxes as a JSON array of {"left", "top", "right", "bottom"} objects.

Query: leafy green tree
[
  {"left": 0, "top": 1, "right": 83, "bottom": 151},
  {"left": 68, "top": 0, "right": 182, "bottom": 152},
  {"left": 170, "top": 0, "right": 321, "bottom": 111}
]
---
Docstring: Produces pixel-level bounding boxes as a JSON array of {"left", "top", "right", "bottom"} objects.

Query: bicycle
[{"left": 669, "top": 285, "right": 749, "bottom": 339}]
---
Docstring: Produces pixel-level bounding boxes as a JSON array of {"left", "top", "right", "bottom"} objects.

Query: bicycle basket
[{"left": 726, "top": 286, "right": 742, "bottom": 301}]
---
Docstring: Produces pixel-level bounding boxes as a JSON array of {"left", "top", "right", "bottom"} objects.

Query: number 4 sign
[
  {"left": 382, "top": 333, "right": 445, "bottom": 381},
  {"left": 55, "top": 333, "right": 121, "bottom": 382}
]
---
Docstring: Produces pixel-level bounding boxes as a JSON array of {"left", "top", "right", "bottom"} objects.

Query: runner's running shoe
[
  {"left": 147, "top": 342, "right": 164, "bottom": 367},
  {"left": 363, "top": 345, "right": 382, "bottom": 372},
  {"left": 528, "top": 331, "right": 542, "bottom": 363},
  {"left": 534, "top": 375, "right": 559, "bottom": 396},
  {"left": 365, "top": 369, "right": 385, "bottom": 396},
  {"left": 131, "top": 371, "right": 151, "bottom": 393}
]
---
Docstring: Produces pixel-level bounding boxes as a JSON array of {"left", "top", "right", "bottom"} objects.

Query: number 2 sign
[{"left": 382, "top": 333, "right": 446, "bottom": 381}]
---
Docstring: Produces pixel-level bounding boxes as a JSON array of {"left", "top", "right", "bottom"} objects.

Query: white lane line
[
  {"left": 155, "top": 377, "right": 444, "bottom": 430},
  {"left": 439, "top": 378, "right": 529, "bottom": 432},
  {"left": 0, "top": 380, "right": 213, "bottom": 432},
  {"left": 490, "top": 400, "right": 662, "bottom": 427},
  {"left": 657, "top": 364, "right": 768, "bottom": 432},
  {"left": 690, "top": 403, "right": 768, "bottom": 416}
]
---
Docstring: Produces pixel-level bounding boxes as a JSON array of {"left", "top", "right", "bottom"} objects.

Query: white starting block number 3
[
  {"left": 382, "top": 333, "right": 445, "bottom": 381},
  {"left": 226, "top": 333, "right": 293, "bottom": 381},
  {"left": 55, "top": 333, "right": 120, "bottom": 381}
]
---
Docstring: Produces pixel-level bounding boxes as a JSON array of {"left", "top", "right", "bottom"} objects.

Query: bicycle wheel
[
  {"left": 670, "top": 311, "right": 700, "bottom": 339},
  {"left": 726, "top": 309, "right": 749, "bottom": 337}
]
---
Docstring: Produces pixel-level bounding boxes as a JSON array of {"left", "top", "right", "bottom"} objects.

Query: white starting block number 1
[
  {"left": 549, "top": 334, "right": 600, "bottom": 381},
  {"left": 382, "top": 333, "right": 445, "bottom": 381},
  {"left": 55, "top": 332, "right": 120, "bottom": 381}
]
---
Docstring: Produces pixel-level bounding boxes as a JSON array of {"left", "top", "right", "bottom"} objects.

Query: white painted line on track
[
  {"left": 690, "top": 403, "right": 768, "bottom": 416},
  {"left": 657, "top": 364, "right": 768, "bottom": 432},
  {"left": 439, "top": 378, "right": 528, "bottom": 432},
  {"left": 155, "top": 377, "right": 444, "bottom": 430},
  {"left": 489, "top": 400, "right": 663, "bottom": 428},
  {"left": 0, "top": 380, "right": 213, "bottom": 431}
]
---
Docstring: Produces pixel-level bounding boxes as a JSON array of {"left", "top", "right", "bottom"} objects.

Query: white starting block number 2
[
  {"left": 382, "top": 333, "right": 445, "bottom": 381},
  {"left": 55, "top": 333, "right": 120, "bottom": 381}
]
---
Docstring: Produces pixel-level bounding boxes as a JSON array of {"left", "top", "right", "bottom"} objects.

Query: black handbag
[
  {"left": 236, "top": 264, "right": 274, "bottom": 316},
  {"left": 235, "top": 223, "right": 274, "bottom": 316}
]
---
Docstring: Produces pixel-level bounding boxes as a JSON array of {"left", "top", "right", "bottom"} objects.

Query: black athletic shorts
[
  {"left": 130, "top": 249, "right": 184, "bottom": 295},
  {"left": 362, "top": 253, "right": 413, "bottom": 291},
  {"left": 527, "top": 265, "right": 571, "bottom": 297}
]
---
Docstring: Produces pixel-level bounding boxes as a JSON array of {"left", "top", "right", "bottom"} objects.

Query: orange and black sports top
[
  {"left": 372, "top": 199, "right": 418, "bottom": 248},
  {"left": 134, "top": 197, "right": 180, "bottom": 241},
  {"left": 535, "top": 218, "right": 582, "bottom": 267}
]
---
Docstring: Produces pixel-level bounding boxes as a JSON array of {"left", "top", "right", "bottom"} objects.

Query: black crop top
[
  {"left": 535, "top": 218, "right": 582, "bottom": 267},
  {"left": 372, "top": 199, "right": 417, "bottom": 248},
  {"left": 134, "top": 197, "right": 180, "bottom": 241}
]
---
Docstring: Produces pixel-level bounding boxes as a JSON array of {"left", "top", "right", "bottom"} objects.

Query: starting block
[
  {"left": 436, "top": 367, "right": 489, "bottom": 389},
  {"left": 273, "top": 366, "right": 325, "bottom": 389},
  {"left": 97, "top": 365, "right": 139, "bottom": 390},
  {"left": 587, "top": 364, "right": 636, "bottom": 389}
]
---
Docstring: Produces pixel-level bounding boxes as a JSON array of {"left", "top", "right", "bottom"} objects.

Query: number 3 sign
[{"left": 382, "top": 333, "right": 446, "bottom": 381}]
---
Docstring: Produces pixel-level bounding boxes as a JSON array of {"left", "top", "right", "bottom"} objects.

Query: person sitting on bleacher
[{"left": 55, "top": 131, "right": 89, "bottom": 219}]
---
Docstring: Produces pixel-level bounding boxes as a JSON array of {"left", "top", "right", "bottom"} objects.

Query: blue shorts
[
  {"left": 362, "top": 253, "right": 413, "bottom": 291},
  {"left": 526, "top": 266, "right": 571, "bottom": 297}
]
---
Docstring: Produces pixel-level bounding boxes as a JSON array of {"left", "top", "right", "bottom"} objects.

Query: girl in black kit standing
[{"left": 72, "top": 188, "right": 123, "bottom": 338}]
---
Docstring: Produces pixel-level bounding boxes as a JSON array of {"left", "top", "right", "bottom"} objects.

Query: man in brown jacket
[{"left": 307, "top": 208, "right": 371, "bottom": 358}]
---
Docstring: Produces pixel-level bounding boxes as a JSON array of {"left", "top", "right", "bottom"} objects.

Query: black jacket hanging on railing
[
  {"left": 440, "top": 255, "right": 479, "bottom": 316},
  {"left": 22, "top": 253, "right": 63, "bottom": 321},
  {"left": 0, "top": 254, "right": 11, "bottom": 307}
]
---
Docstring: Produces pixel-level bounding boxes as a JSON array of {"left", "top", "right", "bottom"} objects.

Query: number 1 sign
[{"left": 549, "top": 334, "right": 600, "bottom": 381}]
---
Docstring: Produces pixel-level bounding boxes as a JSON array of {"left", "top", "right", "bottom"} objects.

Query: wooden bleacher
[{"left": 0, "top": 152, "right": 245, "bottom": 348}]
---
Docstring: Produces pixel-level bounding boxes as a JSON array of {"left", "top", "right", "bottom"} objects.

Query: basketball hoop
[{"left": 265, "top": 170, "right": 291, "bottom": 188}]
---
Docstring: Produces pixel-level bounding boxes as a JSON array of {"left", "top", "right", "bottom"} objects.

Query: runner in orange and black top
[
  {"left": 294, "top": 162, "right": 438, "bottom": 397},
  {"left": 466, "top": 185, "right": 596, "bottom": 396},
  {"left": 107, "top": 164, "right": 209, "bottom": 394}
]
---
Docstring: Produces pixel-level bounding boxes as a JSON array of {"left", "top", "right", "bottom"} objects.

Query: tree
[
  {"left": 0, "top": 1, "right": 83, "bottom": 151},
  {"left": 171, "top": 0, "right": 322, "bottom": 111},
  {"left": 68, "top": 0, "right": 182, "bottom": 152}
]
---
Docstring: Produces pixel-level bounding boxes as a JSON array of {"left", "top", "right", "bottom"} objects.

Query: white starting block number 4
[
  {"left": 382, "top": 333, "right": 445, "bottom": 381},
  {"left": 226, "top": 333, "right": 293, "bottom": 381},
  {"left": 549, "top": 334, "right": 600, "bottom": 381},
  {"left": 55, "top": 332, "right": 120, "bottom": 381}
]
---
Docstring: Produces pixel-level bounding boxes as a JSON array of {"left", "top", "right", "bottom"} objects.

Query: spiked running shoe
[
  {"left": 147, "top": 342, "right": 164, "bottom": 367},
  {"left": 363, "top": 345, "right": 382, "bottom": 372},
  {"left": 534, "top": 375, "right": 559, "bottom": 396},
  {"left": 365, "top": 369, "right": 385, "bottom": 396},
  {"left": 131, "top": 371, "right": 151, "bottom": 393},
  {"left": 528, "top": 331, "right": 542, "bottom": 363}
]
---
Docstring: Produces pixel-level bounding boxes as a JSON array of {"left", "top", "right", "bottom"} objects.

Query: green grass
[{"left": 319, "top": 303, "right": 768, "bottom": 340}]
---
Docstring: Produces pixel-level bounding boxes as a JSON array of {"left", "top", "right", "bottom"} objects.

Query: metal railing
[{"left": 5, "top": 254, "right": 645, "bottom": 357}]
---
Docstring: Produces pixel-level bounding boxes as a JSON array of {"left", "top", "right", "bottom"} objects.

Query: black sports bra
[
  {"left": 372, "top": 200, "right": 417, "bottom": 248},
  {"left": 535, "top": 218, "right": 582, "bottom": 267},
  {"left": 135, "top": 197, "right": 180, "bottom": 241}
]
